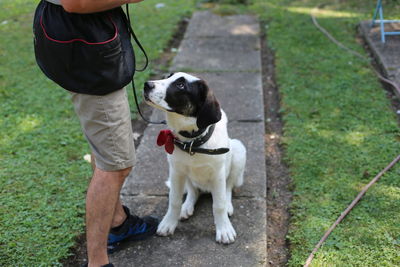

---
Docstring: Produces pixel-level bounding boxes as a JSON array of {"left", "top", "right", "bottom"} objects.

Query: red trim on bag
[{"left": 40, "top": 15, "right": 118, "bottom": 45}]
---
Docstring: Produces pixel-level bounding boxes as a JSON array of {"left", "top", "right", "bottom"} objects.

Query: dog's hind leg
[
  {"left": 228, "top": 139, "right": 246, "bottom": 188},
  {"left": 226, "top": 139, "right": 246, "bottom": 216},
  {"left": 180, "top": 180, "right": 199, "bottom": 220},
  {"left": 226, "top": 186, "right": 234, "bottom": 216}
]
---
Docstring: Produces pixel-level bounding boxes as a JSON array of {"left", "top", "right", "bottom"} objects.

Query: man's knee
[
  {"left": 94, "top": 166, "right": 133, "bottom": 183},
  {"left": 116, "top": 167, "right": 132, "bottom": 179},
  {"left": 107, "top": 167, "right": 132, "bottom": 181}
]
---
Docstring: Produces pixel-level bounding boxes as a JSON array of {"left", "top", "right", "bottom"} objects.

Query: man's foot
[{"left": 107, "top": 206, "right": 159, "bottom": 253}]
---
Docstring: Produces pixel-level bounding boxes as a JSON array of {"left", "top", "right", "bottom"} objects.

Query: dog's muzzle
[{"left": 143, "top": 81, "right": 155, "bottom": 100}]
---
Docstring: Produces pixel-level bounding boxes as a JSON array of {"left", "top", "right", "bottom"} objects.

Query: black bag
[{"left": 33, "top": 0, "right": 135, "bottom": 95}]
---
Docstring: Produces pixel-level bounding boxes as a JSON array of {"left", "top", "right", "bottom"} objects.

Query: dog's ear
[
  {"left": 163, "top": 72, "right": 175, "bottom": 79},
  {"left": 196, "top": 80, "right": 221, "bottom": 129}
]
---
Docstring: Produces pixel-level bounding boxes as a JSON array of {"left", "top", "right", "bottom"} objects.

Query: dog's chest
[
  {"left": 187, "top": 164, "right": 218, "bottom": 191},
  {"left": 172, "top": 154, "right": 225, "bottom": 191}
]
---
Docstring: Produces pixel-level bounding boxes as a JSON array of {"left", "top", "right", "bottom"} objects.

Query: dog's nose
[{"left": 144, "top": 81, "right": 155, "bottom": 94}]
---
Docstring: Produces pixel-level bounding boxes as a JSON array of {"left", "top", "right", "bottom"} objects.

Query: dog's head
[{"left": 143, "top": 72, "right": 221, "bottom": 129}]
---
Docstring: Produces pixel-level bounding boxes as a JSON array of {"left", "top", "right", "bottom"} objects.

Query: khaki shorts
[{"left": 71, "top": 88, "right": 136, "bottom": 171}]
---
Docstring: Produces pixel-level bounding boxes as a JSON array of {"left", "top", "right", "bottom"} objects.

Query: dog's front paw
[
  {"left": 216, "top": 220, "right": 237, "bottom": 244},
  {"left": 157, "top": 216, "right": 178, "bottom": 236}
]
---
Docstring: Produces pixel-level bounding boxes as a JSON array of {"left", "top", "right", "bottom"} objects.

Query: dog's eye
[{"left": 176, "top": 83, "right": 185, "bottom": 90}]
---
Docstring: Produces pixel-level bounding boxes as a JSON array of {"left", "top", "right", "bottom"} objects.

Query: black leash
[{"left": 124, "top": 4, "right": 166, "bottom": 125}]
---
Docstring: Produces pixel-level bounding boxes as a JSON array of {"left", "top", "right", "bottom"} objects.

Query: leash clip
[{"left": 187, "top": 140, "right": 195, "bottom": 156}]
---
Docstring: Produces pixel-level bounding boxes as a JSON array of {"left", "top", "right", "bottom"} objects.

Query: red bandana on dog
[{"left": 157, "top": 130, "right": 175, "bottom": 154}]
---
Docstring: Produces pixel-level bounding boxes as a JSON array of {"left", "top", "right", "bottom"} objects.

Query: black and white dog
[{"left": 143, "top": 72, "right": 246, "bottom": 244}]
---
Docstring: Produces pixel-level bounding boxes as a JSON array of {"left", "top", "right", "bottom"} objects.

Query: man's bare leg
[
  {"left": 90, "top": 153, "right": 128, "bottom": 229},
  {"left": 111, "top": 199, "right": 127, "bottom": 228},
  {"left": 86, "top": 167, "right": 131, "bottom": 267}
]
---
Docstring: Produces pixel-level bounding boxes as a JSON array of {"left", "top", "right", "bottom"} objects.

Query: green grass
[
  {"left": 249, "top": 0, "right": 400, "bottom": 266},
  {"left": 0, "top": 1, "right": 195, "bottom": 265}
]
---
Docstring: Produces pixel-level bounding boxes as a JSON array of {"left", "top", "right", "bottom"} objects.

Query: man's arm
[{"left": 61, "top": 0, "right": 144, "bottom": 14}]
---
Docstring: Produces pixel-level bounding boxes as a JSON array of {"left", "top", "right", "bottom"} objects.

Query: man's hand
[{"left": 61, "top": 0, "right": 144, "bottom": 14}]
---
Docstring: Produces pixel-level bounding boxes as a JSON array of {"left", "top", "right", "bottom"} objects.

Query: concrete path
[
  {"left": 359, "top": 21, "right": 400, "bottom": 98},
  {"left": 111, "top": 11, "right": 266, "bottom": 266}
]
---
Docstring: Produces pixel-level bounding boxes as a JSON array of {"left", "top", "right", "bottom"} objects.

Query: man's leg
[
  {"left": 86, "top": 167, "right": 131, "bottom": 267},
  {"left": 90, "top": 153, "right": 128, "bottom": 229},
  {"left": 72, "top": 89, "right": 157, "bottom": 266},
  {"left": 111, "top": 198, "right": 127, "bottom": 228}
]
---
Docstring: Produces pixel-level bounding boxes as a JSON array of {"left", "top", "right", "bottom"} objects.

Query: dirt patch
[
  {"left": 62, "top": 17, "right": 189, "bottom": 267},
  {"left": 261, "top": 24, "right": 293, "bottom": 267}
]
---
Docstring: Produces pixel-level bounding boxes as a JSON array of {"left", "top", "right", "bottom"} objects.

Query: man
[{"left": 46, "top": 1, "right": 158, "bottom": 266}]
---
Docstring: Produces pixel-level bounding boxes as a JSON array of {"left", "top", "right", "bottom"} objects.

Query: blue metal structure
[{"left": 371, "top": 0, "right": 400, "bottom": 43}]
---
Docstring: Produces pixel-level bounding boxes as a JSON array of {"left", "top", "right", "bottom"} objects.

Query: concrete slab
[
  {"left": 111, "top": 196, "right": 266, "bottom": 267},
  {"left": 172, "top": 11, "right": 261, "bottom": 73},
  {"left": 185, "top": 11, "right": 260, "bottom": 38},
  {"left": 171, "top": 37, "right": 261, "bottom": 72},
  {"left": 359, "top": 21, "right": 400, "bottom": 98}
]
